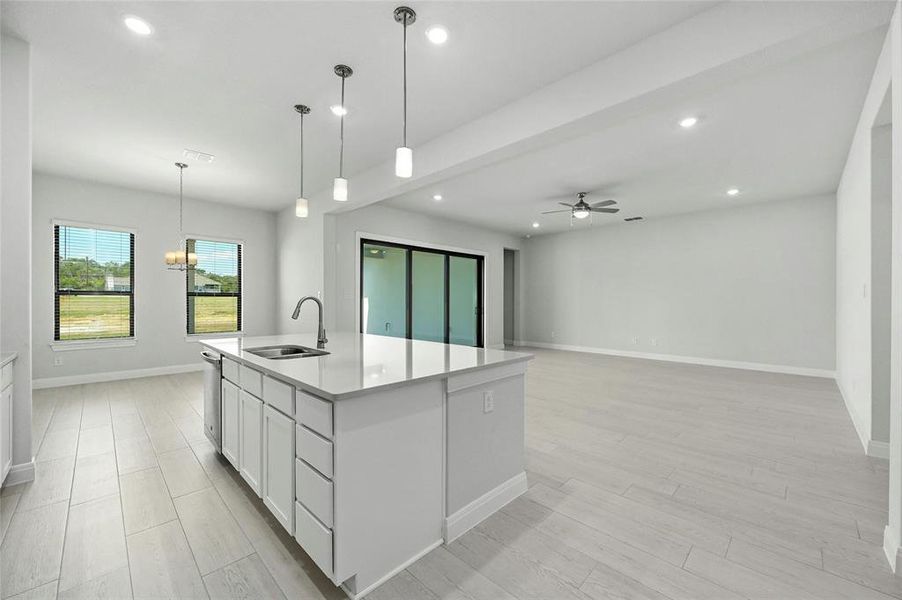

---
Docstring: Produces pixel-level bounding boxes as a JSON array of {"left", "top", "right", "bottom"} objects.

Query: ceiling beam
[{"left": 318, "top": 0, "right": 893, "bottom": 214}]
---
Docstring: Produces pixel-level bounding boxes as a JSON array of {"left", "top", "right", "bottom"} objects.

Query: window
[
  {"left": 54, "top": 224, "right": 134, "bottom": 341},
  {"left": 360, "top": 239, "right": 484, "bottom": 347},
  {"left": 186, "top": 239, "right": 242, "bottom": 335}
]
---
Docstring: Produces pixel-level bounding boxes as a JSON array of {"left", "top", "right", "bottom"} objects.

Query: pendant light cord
[
  {"left": 299, "top": 112, "right": 305, "bottom": 197},
  {"left": 339, "top": 75, "right": 346, "bottom": 178},
  {"left": 178, "top": 165, "right": 184, "bottom": 239},
  {"left": 402, "top": 17, "right": 408, "bottom": 147}
]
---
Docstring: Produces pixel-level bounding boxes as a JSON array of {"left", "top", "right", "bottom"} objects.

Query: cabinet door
[
  {"left": 239, "top": 390, "right": 263, "bottom": 496},
  {"left": 1, "top": 385, "right": 12, "bottom": 483},
  {"left": 263, "top": 405, "right": 295, "bottom": 533},
  {"left": 221, "top": 379, "right": 240, "bottom": 468}
]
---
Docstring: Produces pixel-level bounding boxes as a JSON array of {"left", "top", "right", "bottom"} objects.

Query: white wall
[
  {"left": 521, "top": 195, "right": 836, "bottom": 373},
  {"left": 321, "top": 204, "right": 521, "bottom": 349},
  {"left": 836, "top": 26, "right": 894, "bottom": 453},
  {"left": 31, "top": 173, "right": 278, "bottom": 384},
  {"left": 275, "top": 201, "right": 326, "bottom": 336},
  {"left": 1, "top": 34, "right": 35, "bottom": 478},
  {"left": 873, "top": 124, "right": 893, "bottom": 445}
]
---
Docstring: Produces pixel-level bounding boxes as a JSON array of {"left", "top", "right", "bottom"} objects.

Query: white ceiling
[
  {"left": 1, "top": 0, "right": 712, "bottom": 211},
  {"left": 384, "top": 27, "right": 887, "bottom": 235}
]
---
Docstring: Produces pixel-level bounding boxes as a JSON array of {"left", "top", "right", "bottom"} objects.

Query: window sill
[
  {"left": 50, "top": 338, "right": 137, "bottom": 352},
  {"left": 185, "top": 332, "right": 244, "bottom": 343}
]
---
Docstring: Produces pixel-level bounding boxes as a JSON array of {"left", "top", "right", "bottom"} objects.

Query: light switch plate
[{"left": 483, "top": 391, "right": 494, "bottom": 414}]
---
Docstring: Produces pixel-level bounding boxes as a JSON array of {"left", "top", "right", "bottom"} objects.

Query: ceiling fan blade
[
  {"left": 541, "top": 209, "right": 573, "bottom": 214},
  {"left": 591, "top": 200, "right": 616, "bottom": 208},
  {"left": 558, "top": 202, "right": 575, "bottom": 208},
  {"left": 590, "top": 207, "right": 620, "bottom": 213}
]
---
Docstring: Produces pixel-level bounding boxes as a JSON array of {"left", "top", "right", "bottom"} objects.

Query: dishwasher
[{"left": 201, "top": 350, "right": 222, "bottom": 451}]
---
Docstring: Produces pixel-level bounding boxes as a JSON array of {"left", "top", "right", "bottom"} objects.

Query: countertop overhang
[{"left": 199, "top": 332, "right": 532, "bottom": 401}]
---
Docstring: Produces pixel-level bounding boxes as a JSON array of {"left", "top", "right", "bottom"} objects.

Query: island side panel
[
  {"left": 444, "top": 362, "right": 528, "bottom": 542},
  {"left": 333, "top": 379, "right": 444, "bottom": 597}
]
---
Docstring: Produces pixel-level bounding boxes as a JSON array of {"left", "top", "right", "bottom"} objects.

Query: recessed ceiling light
[
  {"left": 432, "top": 194, "right": 442, "bottom": 201},
  {"left": 532, "top": 222, "right": 540, "bottom": 228},
  {"left": 679, "top": 116, "right": 698, "bottom": 129},
  {"left": 330, "top": 104, "right": 347, "bottom": 117},
  {"left": 123, "top": 15, "right": 153, "bottom": 36},
  {"left": 426, "top": 26, "right": 449, "bottom": 45},
  {"left": 726, "top": 188, "right": 740, "bottom": 196}
]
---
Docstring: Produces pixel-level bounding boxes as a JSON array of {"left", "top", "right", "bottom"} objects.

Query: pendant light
[
  {"left": 294, "top": 104, "right": 311, "bottom": 218},
  {"left": 394, "top": 6, "right": 416, "bottom": 178},
  {"left": 164, "top": 162, "right": 197, "bottom": 270},
  {"left": 333, "top": 64, "right": 353, "bottom": 202}
]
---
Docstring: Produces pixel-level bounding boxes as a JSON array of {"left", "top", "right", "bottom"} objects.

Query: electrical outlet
[
  {"left": 631, "top": 336, "right": 639, "bottom": 345},
  {"left": 550, "top": 331, "right": 556, "bottom": 339},
  {"left": 53, "top": 356, "right": 63, "bottom": 366},
  {"left": 483, "top": 391, "right": 495, "bottom": 414},
  {"left": 651, "top": 337, "right": 658, "bottom": 346}
]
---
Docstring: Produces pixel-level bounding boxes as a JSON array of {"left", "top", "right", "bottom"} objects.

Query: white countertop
[
  {"left": 0, "top": 352, "right": 17, "bottom": 368},
  {"left": 199, "top": 332, "right": 532, "bottom": 400}
]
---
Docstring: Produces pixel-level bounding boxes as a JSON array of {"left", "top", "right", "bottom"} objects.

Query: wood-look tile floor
[{"left": 0, "top": 347, "right": 897, "bottom": 599}]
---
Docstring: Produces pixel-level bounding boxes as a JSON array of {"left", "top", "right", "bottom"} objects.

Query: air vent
[
  {"left": 624, "top": 216, "right": 644, "bottom": 222},
  {"left": 183, "top": 149, "right": 215, "bottom": 163}
]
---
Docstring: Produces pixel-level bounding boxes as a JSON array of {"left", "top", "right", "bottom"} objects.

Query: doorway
[
  {"left": 359, "top": 238, "right": 484, "bottom": 347},
  {"left": 503, "top": 248, "right": 517, "bottom": 347}
]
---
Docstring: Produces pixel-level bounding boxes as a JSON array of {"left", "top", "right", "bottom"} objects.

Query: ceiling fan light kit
[{"left": 541, "top": 192, "right": 620, "bottom": 226}]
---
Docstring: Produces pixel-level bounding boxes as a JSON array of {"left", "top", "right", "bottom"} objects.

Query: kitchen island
[{"left": 199, "top": 332, "right": 531, "bottom": 599}]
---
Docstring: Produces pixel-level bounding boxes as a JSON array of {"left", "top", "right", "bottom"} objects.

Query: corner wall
[
  {"left": 520, "top": 195, "right": 836, "bottom": 375},
  {"left": 1, "top": 34, "right": 34, "bottom": 482},
  {"left": 836, "top": 22, "right": 894, "bottom": 455},
  {"left": 31, "top": 173, "right": 278, "bottom": 385}
]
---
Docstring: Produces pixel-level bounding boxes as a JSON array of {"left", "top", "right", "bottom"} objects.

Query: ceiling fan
[{"left": 542, "top": 192, "right": 619, "bottom": 223}]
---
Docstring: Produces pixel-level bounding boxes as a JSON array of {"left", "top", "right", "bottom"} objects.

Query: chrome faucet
[{"left": 291, "top": 296, "right": 328, "bottom": 349}]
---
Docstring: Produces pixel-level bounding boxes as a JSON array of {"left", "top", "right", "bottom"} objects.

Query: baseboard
[
  {"left": 443, "top": 471, "right": 527, "bottom": 544},
  {"left": 341, "top": 539, "right": 443, "bottom": 600},
  {"left": 33, "top": 363, "right": 203, "bottom": 389},
  {"left": 885, "top": 525, "right": 901, "bottom": 573},
  {"left": 515, "top": 340, "right": 836, "bottom": 378},
  {"left": 2, "top": 460, "right": 35, "bottom": 487},
  {"left": 835, "top": 376, "right": 872, "bottom": 455},
  {"left": 868, "top": 440, "right": 890, "bottom": 460}
]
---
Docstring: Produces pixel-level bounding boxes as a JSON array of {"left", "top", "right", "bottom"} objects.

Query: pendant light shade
[
  {"left": 333, "top": 64, "right": 353, "bottom": 202},
  {"left": 395, "top": 147, "right": 412, "bottom": 178},
  {"left": 294, "top": 104, "right": 311, "bottom": 218},
  {"left": 164, "top": 162, "right": 196, "bottom": 270},
  {"left": 394, "top": 6, "right": 416, "bottom": 179},
  {"left": 333, "top": 177, "right": 348, "bottom": 202}
]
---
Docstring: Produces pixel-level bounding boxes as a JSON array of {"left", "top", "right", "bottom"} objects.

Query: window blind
[
  {"left": 186, "top": 239, "right": 242, "bottom": 334},
  {"left": 54, "top": 224, "right": 135, "bottom": 340}
]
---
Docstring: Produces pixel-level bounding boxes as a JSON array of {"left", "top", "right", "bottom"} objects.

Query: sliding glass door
[{"left": 361, "top": 239, "right": 483, "bottom": 347}]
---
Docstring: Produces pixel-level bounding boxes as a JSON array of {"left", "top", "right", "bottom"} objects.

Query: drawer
[
  {"left": 263, "top": 376, "right": 294, "bottom": 417},
  {"left": 1, "top": 362, "right": 12, "bottom": 390},
  {"left": 297, "top": 391, "right": 332, "bottom": 439},
  {"left": 296, "top": 458, "right": 333, "bottom": 528},
  {"left": 222, "top": 357, "right": 240, "bottom": 385},
  {"left": 295, "top": 501, "right": 332, "bottom": 577},
  {"left": 296, "top": 424, "right": 333, "bottom": 479},
  {"left": 240, "top": 364, "right": 263, "bottom": 398}
]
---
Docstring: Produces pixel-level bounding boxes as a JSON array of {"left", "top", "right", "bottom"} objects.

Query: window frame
[
  {"left": 184, "top": 236, "right": 243, "bottom": 337},
  {"left": 52, "top": 220, "right": 136, "bottom": 345},
  {"left": 358, "top": 236, "right": 485, "bottom": 348}
]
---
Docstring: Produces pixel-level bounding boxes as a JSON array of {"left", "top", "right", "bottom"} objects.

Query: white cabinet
[
  {"left": 1, "top": 384, "right": 12, "bottom": 484},
  {"left": 239, "top": 390, "right": 263, "bottom": 496},
  {"left": 221, "top": 379, "right": 240, "bottom": 467},
  {"left": 263, "top": 405, "right": 295, "bottom": 533}
]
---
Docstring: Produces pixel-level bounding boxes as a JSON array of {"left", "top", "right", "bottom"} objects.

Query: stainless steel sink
[{"left": 245, "top": 345, "right": 329, "bottom": 360}]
